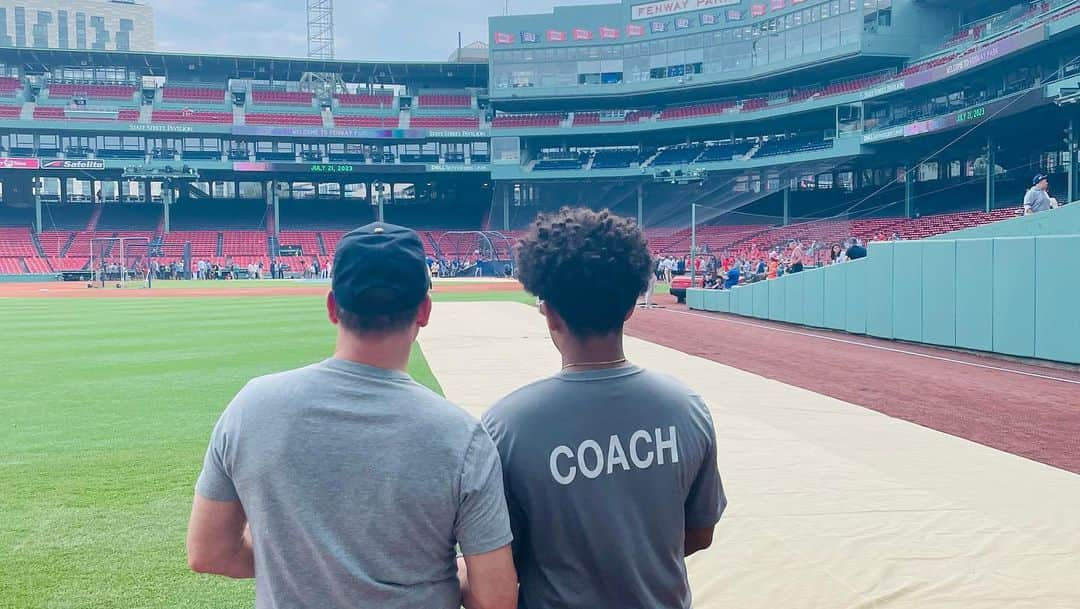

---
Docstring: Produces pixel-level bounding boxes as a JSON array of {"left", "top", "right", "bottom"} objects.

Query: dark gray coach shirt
[
  {"left": 196, "top": 358, "right": 513, "bottom": 609},
  {"left": 482, "top": 365, "right": 726, "bottom": 609}
]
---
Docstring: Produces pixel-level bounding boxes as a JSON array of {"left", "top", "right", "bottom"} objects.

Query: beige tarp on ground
[{"left": 419, "top": 301, "right": 1080, "bottom": 609}]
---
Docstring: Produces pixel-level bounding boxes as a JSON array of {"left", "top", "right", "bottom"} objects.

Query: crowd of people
[{"left": 658, "top": 236, "right": 873, "bottom": 291}]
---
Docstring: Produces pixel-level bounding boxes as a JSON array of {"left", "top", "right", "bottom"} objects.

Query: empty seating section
[
  {"left": 0, "top": 227, "right": 36, "bottom": 257},
  {"left": 740, "top": 97, "right": 768, "bottom": 111},
  {"left": 337, "top": 93, "right": 395, "bottom": 107},
  {"left": 162, "top": 86, "right": 225, "bottom": 103},
  {"left": 334, "top": 114, "right": 398, "bottom": 127},
  {"left": 222, "top": 231, "right": 268, "bottom": 256},
  {"left": 419, "top": 94, "right": 471, "bottom": 108},
  {"left": 246, "top": 113, "right": 323, "bottom": 126},
  {"left": 696, "top": 143, "right": 753, "bottom": 163},
  {"left": 659, "top": 101, "right": 736, "bottom": 121},
  {"left": 756, "top": 137, "right": 832, "bottom": 158},
  {"left": 0, "top": 77, "right": 21, "bottom": 94},
  {"left": 32, "top": 106, "right": 65, "bottom": 119},
  {"left": 152, "top": 109, "right": 234, "bottom": 124},
  {"left": 251, "top": 90, "right": 314, "bottom": 105},
  {"left": 409, "top": 115, "right": 479, "bottom": 128},
  {"left": 651, "top": 147, "right": 703, "bottom": 166},
  {"left": 48, "top": 84, "right": 136, "bottom": 100},
  {"left": 492, "top": 113, "right": 563, "bottom": 128},
  {"left": 591, "top": 149, "right": 642, "bottom": 169},
  {"left": 163, "top": 231, "right": 216, "bottom": 257},
  {"left": 0, "top": 104, "right": 21, "bottom": 117},
  {"left": 277, "top": 231, "right": 322, "bottom": 256}
]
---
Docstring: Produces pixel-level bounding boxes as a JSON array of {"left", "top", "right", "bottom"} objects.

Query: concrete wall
[{"left": 688, "top": 232, "right": 1080, "bottom": 364}]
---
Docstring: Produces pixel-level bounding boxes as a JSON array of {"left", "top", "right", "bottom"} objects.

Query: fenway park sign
[
  {"left": 0, "top": 158, "right": 105, "bottom": 170},
  {"left": 631, "top": 0, "right": 739, "bottom": 20}
]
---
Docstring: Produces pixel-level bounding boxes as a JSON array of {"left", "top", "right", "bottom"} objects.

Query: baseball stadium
[{"left": 2, "top": 0, "right": 1080, "bottom": 607}]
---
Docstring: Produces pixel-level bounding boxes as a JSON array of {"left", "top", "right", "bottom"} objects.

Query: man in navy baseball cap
[
  {"left": 188, "top": 221, "right": 518, "bottom": 609},
  {"left": 1024, "top": 174, "right": 1057, "bottom": 215}
]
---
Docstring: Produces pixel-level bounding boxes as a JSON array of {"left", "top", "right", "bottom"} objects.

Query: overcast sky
[{"left": 148, "top": 0, "right": 600, "bottom": 61}]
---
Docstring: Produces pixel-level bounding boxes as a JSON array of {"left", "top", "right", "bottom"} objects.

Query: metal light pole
[{"left": 690, "top": 203, "right": 697, "bottom": 288}]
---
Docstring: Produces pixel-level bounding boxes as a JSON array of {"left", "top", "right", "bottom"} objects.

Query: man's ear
[
  {"left": 539, "top": 301, "right": 564, "bottom": 334},
  {"left": 327, "top": 292, "right": 339, "bottom": 325},
  {"left": 416, "top": 294, "right": 433, "bottom": 329}
]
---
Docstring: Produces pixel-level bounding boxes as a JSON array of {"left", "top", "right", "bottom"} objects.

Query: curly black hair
[{"left": 515, "top": 207, "right": 653, "bottom": 337}]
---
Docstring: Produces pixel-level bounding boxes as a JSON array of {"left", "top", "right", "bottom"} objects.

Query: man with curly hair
[{"left": 478, "top": 207, "right": 727, "bottom": 609}]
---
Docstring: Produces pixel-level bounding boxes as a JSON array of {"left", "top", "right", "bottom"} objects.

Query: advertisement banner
[
  {"left": 44, "top": 159, "right": 106, "bottom": 170},
  {"left": 547, "top": 30, "right": 567, "bottom": 42},
  {"left": 520, "top": 31, "right": 540, "bottom": 43},
  {"left": 627, "top": 24, "right": 646, "bottom": 37},
  {"left": 903, "top": 26, "right": 1045, "bottom": 89},
  {"left": 700, "top": 13, "right": 718, "bottom": 25},
  {"left": 573, "top": 28, "right": 593, "bottom": 40},
  {"left": 651, "top": 21, "right": 668, "bottom": 33},
  {"left": 631, "top": 0, "right": 740, "bottom": 21},
  {"left": 675, "top": 16, "right": 691, "bottom": 29},
  {"left": 494, "top": 32, "right": 514, "bottom": 44},
  {"left": 600, "top": 26, "right": 620, "bottom": 39},
  {"left": 751, "top": 4, "right": 767, "bottom": 16},
  {"left": 0, "top": 157, "right": 41, "bottom": 170},
  {"left": 771, "top": 0, "right": 785, "bottom": 9},
  {"left": 726, "top": 9, "right": 744, "bottom": 21}
]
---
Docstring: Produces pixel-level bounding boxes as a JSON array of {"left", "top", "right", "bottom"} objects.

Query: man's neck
[
  {"left": 334, "top": 331, "right": 413, "bottom": 373},
  {"left": 560, "top": 332, "right": 627, "bottom": 370}
]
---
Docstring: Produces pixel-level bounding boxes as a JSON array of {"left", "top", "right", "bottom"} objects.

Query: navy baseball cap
[
  {"left": 1033, "top": 174, "right": 1048, "bottom": 185},
  {"left": 331, "top": 223, "right": 430, "bottom": 315}
]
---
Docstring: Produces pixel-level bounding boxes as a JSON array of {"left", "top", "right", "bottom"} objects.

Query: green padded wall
[
  {"left": 920, "top": 240, "right": 957, "bottom": 347},
  {"left": 891, "top": 241, "right": 923, "bottom": 342},
  {"left": 769, "top": 277, "right": 786, "bottom": 321},
  {"left": 1035, "top": 236, "right": 1080, "bottom": 363},
  {"left": 955, "top": 239, "right": 994, "bottom": 352},
  {"left": 803, "top": 268, "right": 825, "bottom": 328},
  {"left": 737, "top": 286, "right": 754, "bottom": 316},
  {"left": 752, "top": 281, "right": 770, "bottom": 319},
  {"left": 844, "top": 259, "right": 867, "bottom": 334},
  {"left": 784, "top": 271, "right": 804, "bottom": 325},
  {"left": 991, "top": 237, "right": 1036, "bottom": 358},
  {"left": 687, "top": 289, "right": 705, "bottom": 310},
  {"left": 865, "top": 242, "right": 894, "bottom": 339},
  {"left": 822, "top": 264, "right": 846, "bottom": 331}
]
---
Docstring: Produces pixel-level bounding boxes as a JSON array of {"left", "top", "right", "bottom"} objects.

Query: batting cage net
[{"left": 89, "top": 237, "right": 187, "bottom": 288}]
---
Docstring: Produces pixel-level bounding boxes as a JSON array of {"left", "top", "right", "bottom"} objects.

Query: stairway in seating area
[
  {"left": 216, "top": 232, "right": 224, "bottom": 257},
  {"left": 30, "top": 231, "right": 47, "bottom": 257},
  {"left": 58, "top": 233, "right": 77, "bottom": 257},
  {"left": 85, "top": 205, "right": 103, "bottom": 232},
  {"left": 139, "top": 104, "right": 153, "bottom": 123},
  {"left": 317, "top": 233, "right": 328, "bottom": 256}
]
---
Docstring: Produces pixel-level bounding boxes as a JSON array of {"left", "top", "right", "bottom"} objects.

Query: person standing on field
[
  {"left": 475, "top": 208, "right": 727, "bottom": 609},
  {"left": 1024, "top": 174, "right": 1059, "bottom": 215},
  {"left": 187, "top": 222, "right": 517, "bottom": 609}
]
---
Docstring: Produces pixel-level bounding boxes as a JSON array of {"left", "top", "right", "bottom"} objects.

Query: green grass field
[{"left": 0, "top": 281, "right": 666, "bottom": 608}]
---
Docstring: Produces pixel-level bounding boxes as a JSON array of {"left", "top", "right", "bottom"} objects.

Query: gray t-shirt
[
  {"left": 1024, "top": 186, "right": 1053, "bottom": 213},
  {"left": 196, "top": 358, "right": 513, "bottom": 609},
  {"left": 482, "top": 365, "right": 726, "bottom": 609}
]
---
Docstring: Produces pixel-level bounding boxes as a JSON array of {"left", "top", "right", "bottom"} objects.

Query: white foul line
[{"left": 660, "top": 308, "right": 1080, "bottom": 386}]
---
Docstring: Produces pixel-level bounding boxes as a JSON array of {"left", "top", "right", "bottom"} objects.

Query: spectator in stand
[
  {"left": 890, "top": 232, "right": 901, "bottom": 242},
  {"left": 722, "top": 264, "right": 740, "bottom": 290},
  {"left": 1023, "top": 174, "right": 1059, "bottom": 215},
  {"left": 845, "top": 238, "right": 867, "bottom": 261},
  {"left": 787, "top": 241, "right": 806, "bottom": 274},
  {"left": 830, "top": 244, "right": 844, "bottom": 264},
  {"left": 767, "top": 256, "right": 779, "bottom": 279}
]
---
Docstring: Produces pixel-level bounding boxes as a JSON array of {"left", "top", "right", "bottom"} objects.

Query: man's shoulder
[{"left": 483, "top": 376, "right": 562, "bottom": 426}]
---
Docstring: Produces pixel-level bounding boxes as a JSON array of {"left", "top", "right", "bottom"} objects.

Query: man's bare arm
[
  {"left": 186, "top": 493, "right": 254, "bottom": 579},
  {"left": 457, "top": 545, "right": 517, "bottom": 609}
]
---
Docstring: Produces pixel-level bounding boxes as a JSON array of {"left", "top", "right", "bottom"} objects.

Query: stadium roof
[{"left": 0, "top": 46, "right": 488, "bottom": 88}]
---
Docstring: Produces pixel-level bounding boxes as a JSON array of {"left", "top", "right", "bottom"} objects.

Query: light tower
[{"left": 301, "top": 0, "right": 345, "bottom": 94}]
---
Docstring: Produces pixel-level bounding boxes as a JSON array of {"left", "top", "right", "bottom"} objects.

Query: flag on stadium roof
[
  {"left": 494, "top": 32, "right": 514, "bottom": 44},
  {"left": 573, "top": 28, "right": 593, "bottom": 40},
  {"left": 627, "top": 24, "right": 645, "bottom": 37},
  {"left": 675, "top": 17, "right": 691, "bottom": 30},
  {"left": 547, "top": 30, "right": 567, "bottom": 42},
  {"left": 599, "top": 26, "right": 619, "bottom": 39},
  {"left": 751, "top": 4, "right": 767, "bottom": 16},
  {"left": 701, "top": 13, "right": 718, "bottom": 26},
  {"left": 521, "top": 31, "right": 540, "bottom": 43},
  {"left": 726, "top": 9, "right": 744, "bottom": 21},
  {"left": 651, "top": 21, "right": 668, "bottom": 33}
]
